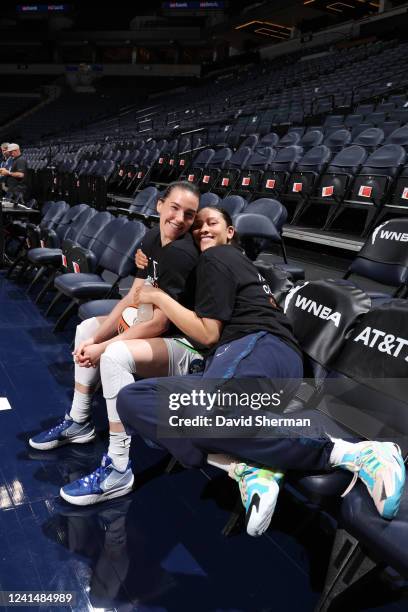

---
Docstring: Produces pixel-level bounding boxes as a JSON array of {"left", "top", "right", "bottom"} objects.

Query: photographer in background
[{"left": 0, "top": 143, "right": 28, "bottom": 203}]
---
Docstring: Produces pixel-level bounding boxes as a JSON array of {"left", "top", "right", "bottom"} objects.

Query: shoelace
[
  {"left": 81, "top": 466, "right": 104, "bottom": 489},
  {"left": 47, "top": 417, "right": 71, "bottom": 435},
  {"left": 228, "top": 462, "right": 250, "bottom": 504},
  {"left": 335, "top": 442, "right": 401, "bottom": 498}
]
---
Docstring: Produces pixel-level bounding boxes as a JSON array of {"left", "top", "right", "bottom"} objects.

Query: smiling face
[
  {"left": 157, "top": 186, "right": 199, "bottom": 246},
  {"left": 192, "top": 207, "right": 235, "bottom": 252}
]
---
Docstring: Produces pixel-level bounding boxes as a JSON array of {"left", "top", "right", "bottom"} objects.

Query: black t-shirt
[
  {"left": 194, "top": 245, "right": 301, "bottom": 356},
  {"left": 7, "top": 155, "right": 28, "bottom": 194},
  {"left": 136, "top": 226, "right": 199, "bottom": 332}
]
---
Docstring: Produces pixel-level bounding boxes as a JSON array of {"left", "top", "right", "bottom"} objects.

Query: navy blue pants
[{"left": 118, "top": 333, "right": 337, "bottom": 471}]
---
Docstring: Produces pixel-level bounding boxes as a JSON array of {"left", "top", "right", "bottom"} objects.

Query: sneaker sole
[
  {"left": 59, "top": 474, "right": 135, "bottom": 506},
  {"left": 28, "top": 429, "right": 96, "bottom": 450},
  {"left": 246, "top": 482, "right": 279, "bottom": 537}
]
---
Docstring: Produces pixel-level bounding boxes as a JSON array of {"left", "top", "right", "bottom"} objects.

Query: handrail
[{"left": 351, "top": 66, "right": 408, "bottom": 107}]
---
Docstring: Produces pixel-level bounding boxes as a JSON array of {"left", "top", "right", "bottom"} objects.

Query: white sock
[
  {"left": 69, "top": 389, "right": 93, "bottom": 423},
  {"left": 329, "top": 437, "right": 360, "bottom": 466},
  {"left": 207, "top": 453, "right": 237, "bottom": 472},
  {"left": 108, "top": 429, "right": 131, "bottom": 472}
]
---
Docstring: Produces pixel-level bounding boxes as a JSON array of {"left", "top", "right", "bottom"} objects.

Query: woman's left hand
[{"left": 133, "top": 283, "right": 163, "bottom": 306}]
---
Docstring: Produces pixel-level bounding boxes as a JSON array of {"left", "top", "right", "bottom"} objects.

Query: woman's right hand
[
  {"left": 135, "top": 248, "right": 148, "bottom": 269},
  {"left": 73, "top": 337, "right": 95, "bottom": 363}
]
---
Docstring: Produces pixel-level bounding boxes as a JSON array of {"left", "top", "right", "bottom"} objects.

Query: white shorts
[{"left": 162, "top": 337, "right": 203, "bottom": 376}]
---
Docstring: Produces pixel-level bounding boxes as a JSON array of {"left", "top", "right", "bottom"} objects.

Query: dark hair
[
  {"left": 197, "top": 206, "right": 239, "bottom": 245},
  {"left": 161, "top": 180, "right": 200, "bottom": 201}
]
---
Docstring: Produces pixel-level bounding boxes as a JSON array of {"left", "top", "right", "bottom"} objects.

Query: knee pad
[
  {"left": 100, "top": 341, "right": 136, "bottom": 400},
  {"left": 74, "top": 317, "right": 100, "bottom": 349}
]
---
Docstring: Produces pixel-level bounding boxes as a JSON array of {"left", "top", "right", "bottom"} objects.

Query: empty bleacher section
[{"left": 2, "top": 37, "right": 405, "bottom": 243}]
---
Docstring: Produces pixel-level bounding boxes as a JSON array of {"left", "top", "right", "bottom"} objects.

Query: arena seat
[
  {"left": 385, "top": 125, "right": 408, "bottom": 149},
  {"left": 343, "top": 217, "right": 408, "bottom": 298},
  {"left": 352, "top": 127, "right": 385, "bottom": 151},
  {"left": 219, "top": 195, "right": 247, "bottom": 218},
  {"left": 284, "top": 145, "right": 332, "bottom": 224},
  {"left": 227, "top": 147, "right": 276, "bottom": 199},
  {"left": 314, "top": 300, "right": 408, "bottom": 610},
  {"left": 325, "top": 144, "right": 406, "bottom": 235},
  {"left": 108, "top": 186, "right": 159, "bottom": 220},
  {"left": 298, "top": 130, "right": 324, "bottom": 151},
  {"left": 8, "top": 202, "right": 79, "bottom": 281},
  {"left": 234, "top": 206, "right": 304, "bottom": 280},
  {"left": 255, "top": 145, "right": 303, "bottom": 199},
  {"left": 323, "top": 129, "right": 352, "bottom": 153},
  {"left": 26, "top": 204, "right": 96, "bottom": 294},
  {"left": 197, "top": 147, "right": 233, "bottom": 192},
  {"left": 199, "top": 192, "right": 220, "bottom": 208},
  {"left": 255, "top": 132, "right": 279, "bottom": 150},
  {"left": 300, "top": 145, "right": 367, "bottom": 229},
  {"left": 48, "top": 218, "right": 143, "bottom": 330},
  {"left": 280, "top": 280, "right": 372, "bottom": 501},
  {"left": 30, "top": 211, "right": 113, "bottom": 305},
  {"left": 182, "top": 148, "right": 215, "bottom": 185},
  {"left": 382, "top": 162, "right": 408, "bottom": 222},
  {"left": 276, "top": 131, "right": 301, "bottom": 148},
  {"left": 211, "top": 146, "right": 253, "bottom": 196}
]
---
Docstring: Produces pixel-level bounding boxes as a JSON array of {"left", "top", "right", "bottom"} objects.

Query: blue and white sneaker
[
  {"left": 60, "top": 454, "right": 134, "bottom": 506},
  {"left": 29, "top": 415, "right": 96, "bottom": 450},
  {"left": 336, "top": 441, "right": 406, "bottom": 520},
  {"left": 229, "top": 463, "right": 284, "bottom": 537}
]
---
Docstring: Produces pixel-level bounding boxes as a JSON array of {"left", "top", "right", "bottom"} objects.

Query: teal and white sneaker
[
  {"left": 229, "top": 463, "right": 284, "bottom": 537},
  {"left": 335, "top": 441, "right": 405, "bottom": 520},
  {"left": 29, "top": 415, "right": 95, "bottom": 450},
  {"left": 60, "top": 454, "right": 134, "bottom": 506}
]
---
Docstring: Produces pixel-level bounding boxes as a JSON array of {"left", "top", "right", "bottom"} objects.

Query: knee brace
[
  {"left": 74, "top": 317, "right": 100, "bottom": 350},
  {"left": 74, "top": 318, "right": 102, "bottom": 387},
  {"left": 100, "top": 341, "right": 136, "bottom": 400}
]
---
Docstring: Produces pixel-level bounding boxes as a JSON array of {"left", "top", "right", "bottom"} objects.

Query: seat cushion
[
  {"left": 276, "top": 263, "right": 305, "bottom": 281},
  {"left": 340, "top": 481, "right": 408, "bottom": 578},
  {"left": 78, "top": 299, "right": 120, "bottom": 320},
  {"left": 289, "top": 471, "right": 352, "bottom": 503},
  {"left": 54, "top": 273, "right": 112, "bottom": 299},
  {"left": 28, "top": 247, "right": 62, "bottom": 266}
]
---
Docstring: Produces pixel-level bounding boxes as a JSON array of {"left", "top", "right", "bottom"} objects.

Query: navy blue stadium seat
[
  {"left": 385, "top": 125, "right": 408, "bottom": 149},
  {"left": 276, "top": 132, "right": 301, "bottom": 148},
  {"left": 256, "top": 146, "right": 303, "bottom": 199},
  {"left": 182, "top": 148, "right": 215, "bottom": 185},
  {"left": 284, "top": 145, "right": 332, "bottom": 224},
  {"left": 199, "top": 192, "right": 221, "bottom": 209},
  {"left": 301, "top": 146, "right": 367, "bottom": 229},
  {"left": 326, "top": 144, "right": 406, "bottom": 236},
  {"left": 212, "top": 147, "right": 252, "bottom": 195},
  {"left": 323, "top": 129, "right": 352, "bottom": 152},
  {"left": 219, "top": 195, "right": 247, "bottom": 218},
  {"left": 299, "top": 130, "right": 324, "bottom": 151},
  {"left": 314, "top": 300, "right": 408, "bottom": 610},
  {"left": 343, "top": 217, "right": 408, "bottom": 298},
  {"left": 352, "top": 127, "right": 385, "bottom": 151},
  {"left": 50, "top": 218, "right": 145, "bottom": 331},
  {"left": 230, "top": 147, "right": 276, "bottom": 199}
]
